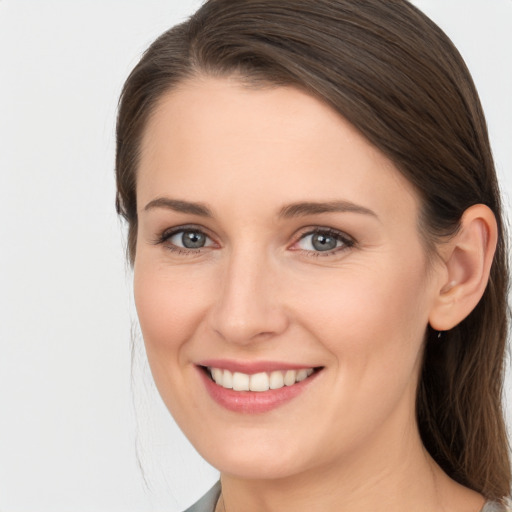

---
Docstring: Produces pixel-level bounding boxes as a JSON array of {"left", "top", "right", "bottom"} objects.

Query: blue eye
[
  {"left": 159, "top": 228, "right": 215, "bottom": 251},
  {"left": 172, "top": 230, "right": 207, "bottom": 249},
  {"left": 296, "top": 229, "right": 353, "bottom": 253}
]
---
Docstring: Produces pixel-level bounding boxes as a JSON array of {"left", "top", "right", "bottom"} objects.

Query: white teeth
[
  {"left": 249, "top": 372, "right": 269, "bottom": 392},
  {"left": 296, "top": 369, "right": 309, "bottom": 382},
  {"left": 269, "top": 370, "right": 284, "bottom": 389},
  {"left": 211, "top": 367, "right": 223, "bottom": 383},
  {"left": 284, "top": 370, "right": 297, "bottom": 386},
  {"left": 232, "top": 372, "right": 250, "bottom": 391},
  {"left": 208, "top": 367, "right": 316, "bottom": 391},
  {"left": 222, "top": 369, "right": 233, "bottom": 389}
]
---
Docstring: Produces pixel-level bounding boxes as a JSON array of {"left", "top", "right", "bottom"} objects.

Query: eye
[
  {"left": 157, "top": 227, "right": 216, "bottom": 252},
  {"left": 294, "top": 228, "right": 354, "bottom": 254},
  {"left": 170, "top": 230, "right": 208, "bottom": 249}
]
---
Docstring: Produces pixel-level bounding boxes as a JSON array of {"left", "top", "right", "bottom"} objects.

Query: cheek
[
  {"left": 132, "top": 258, "right": 219, "bottom": 426},
  {"left": 133, "top": 259, "right": 210, "bottom": 364},
  {"left": 295, "top": 256, "right": 431, "bottom": 377},
  {"left": 285, "top": 259, "right": 432, "bottom": 455}
]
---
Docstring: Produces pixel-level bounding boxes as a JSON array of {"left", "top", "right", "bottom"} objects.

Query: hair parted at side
[{"left": 115, "top": 0, "right": 511, "bottom": 500}]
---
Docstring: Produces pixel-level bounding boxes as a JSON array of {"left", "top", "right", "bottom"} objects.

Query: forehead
[{"left": 137, "top": 77, "right": 419, "bottom": 223}]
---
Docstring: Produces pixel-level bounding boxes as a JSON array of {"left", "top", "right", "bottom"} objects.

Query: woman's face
[{"left": 134, "top": 77, "right": 442, "bottom": 479}]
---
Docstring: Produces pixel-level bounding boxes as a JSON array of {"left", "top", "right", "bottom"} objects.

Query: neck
[{"left": 218, "top": 422, "right": 484, "bottom": 512}]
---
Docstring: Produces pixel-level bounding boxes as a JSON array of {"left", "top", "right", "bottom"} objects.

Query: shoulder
[
  {"left": 182, "top": 482, "right": 221, "bottom": 512},
  {"left": 481, "top": 498, "right": 512, "bottom": 512}
]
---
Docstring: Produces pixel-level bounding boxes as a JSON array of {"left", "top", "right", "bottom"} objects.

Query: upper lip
[{"left": 196, "top": 359, "right": 322, "bottom": 374}]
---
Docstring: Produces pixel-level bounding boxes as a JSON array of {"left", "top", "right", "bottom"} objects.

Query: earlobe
[{"left": 429, "top": 204, "right": 498, "bottom": 332}]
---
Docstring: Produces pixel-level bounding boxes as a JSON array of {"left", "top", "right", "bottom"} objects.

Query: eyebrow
[
  {"left": 144, "top": 197, "right": 213, "bottom": 217},
  {"left": 278, "top": 201, "right": 378, "bottom": 219},
  {"left": 143, "top": 197, "right": 378, "bottom": 220}
]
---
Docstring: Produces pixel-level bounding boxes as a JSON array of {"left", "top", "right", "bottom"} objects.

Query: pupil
[
  {"left": 182, "top": 231, "right": 206, "bottom": 249},
  {"left": 312, "top": 233, "right": 337, "bottom": 251}
]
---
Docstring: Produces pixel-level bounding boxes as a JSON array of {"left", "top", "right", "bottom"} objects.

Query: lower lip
[{"left": 198, "top": 367, "right": 321, "bottom": 414}]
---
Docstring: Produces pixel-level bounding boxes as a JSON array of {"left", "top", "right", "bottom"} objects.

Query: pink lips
[
  {"left": 198, "top": 359, "right": 314, "bottom": 374},
  {"left": 196, "top": 359, "right": 321, "bottom": 414}
]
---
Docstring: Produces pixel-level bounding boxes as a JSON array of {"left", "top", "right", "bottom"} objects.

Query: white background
[{"left": 0, "top": 1, "right": 510, "bottom": 511}]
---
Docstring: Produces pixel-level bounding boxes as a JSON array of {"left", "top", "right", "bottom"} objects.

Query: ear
[{"left": 429, "top": 204, "right": 498, "bottom": 332}]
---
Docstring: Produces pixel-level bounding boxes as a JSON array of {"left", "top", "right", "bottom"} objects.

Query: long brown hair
[{"left": 115, "top": 0, "right": 511, "bottom": 499}]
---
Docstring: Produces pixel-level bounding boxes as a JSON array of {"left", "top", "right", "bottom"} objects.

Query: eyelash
[
  {"left": 153, "top": 225, "right": 356, "bottom": 257},
  {"left": 293, "top": 228, "right": 355, "bottom": 257},
  {"left": 153, "top": 225, "right": 215, "bottom": 255}
]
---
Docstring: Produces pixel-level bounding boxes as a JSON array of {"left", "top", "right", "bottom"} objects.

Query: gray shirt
[
  {"left": 183, "top": 482, "right": 511, "bottom": 512},
  {"left": 184, "top": 481, "right": 221, "bottom": 512}
]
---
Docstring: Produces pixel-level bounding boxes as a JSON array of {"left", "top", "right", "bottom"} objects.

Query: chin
[
  {"left": 195, "top": 433, "right": 314, "bottom": 480},
  {"left": 212, "top": 455, "right": 303, "bottom": 481}
]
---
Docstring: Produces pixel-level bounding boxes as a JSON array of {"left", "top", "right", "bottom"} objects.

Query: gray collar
[{"left": 183, "top": 481, "right": 221, "bottom": 512}]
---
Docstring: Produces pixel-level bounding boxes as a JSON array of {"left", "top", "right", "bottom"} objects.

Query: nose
[{"left": 208, "top": 246, "right": 289, "bottom": 345}]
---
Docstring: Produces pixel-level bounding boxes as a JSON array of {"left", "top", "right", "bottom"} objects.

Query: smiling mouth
[{"left": 203, "top": 366, "right": 322, "bottom": 392}]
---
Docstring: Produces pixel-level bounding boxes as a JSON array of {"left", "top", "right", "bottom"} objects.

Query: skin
[{"left": 134, "top": 77, "right": 489, "bottom": 512}]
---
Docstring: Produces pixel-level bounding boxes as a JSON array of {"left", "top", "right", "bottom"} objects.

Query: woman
[{"left": 115, "top": 0, "right": 511, "bottom": 510}]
